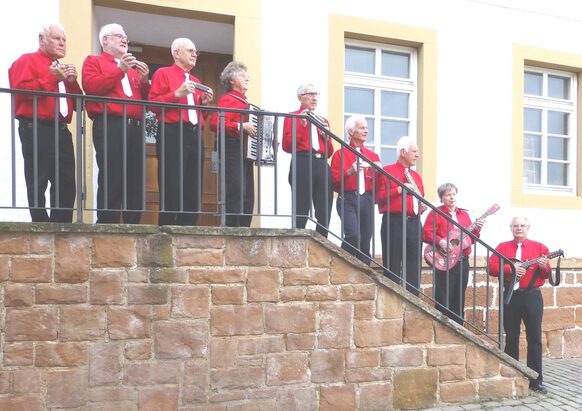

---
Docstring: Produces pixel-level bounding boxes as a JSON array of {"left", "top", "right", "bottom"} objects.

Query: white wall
[
  {"left": 2, "top": 0, "right": 581, "bottom": 258},
  {"left": 0, "top": 0, "right": 61, "bottom": 222},
  {"left": 259, "top": 0, "right": 582, "bottom": 257}
]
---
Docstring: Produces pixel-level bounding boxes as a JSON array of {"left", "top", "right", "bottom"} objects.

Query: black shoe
[{"left": 530, "top": 382, "right": 548, "bottom": 394}]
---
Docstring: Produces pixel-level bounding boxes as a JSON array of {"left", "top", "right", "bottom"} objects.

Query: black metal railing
[{"left": 0, "top": 87, "right": 517, "bottom": 348}]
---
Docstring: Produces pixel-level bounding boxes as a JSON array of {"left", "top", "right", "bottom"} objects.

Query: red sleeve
[
  {"left": 10, "top": 54, "right": 59, "bottom": 93},
  {"left": 422, "top": 210, "right": 437, "bottom": 244},
  {"left": 210, "top": 93, "right": 245, "bottom": 138},
  {"left": 148, "top": 69, "right": 179, "bottom": 109},
  {"left": 330, "top": 148, "right": 350, "bottom": 188},
  {"left": 489, "top": 242, "right": 513, "bottom": 278},
  {"left": 282, "top": 115, "right": 295, "bottom": 153},
  {"left": 82, "top": 55, "right": 124, "bottom": 96}
]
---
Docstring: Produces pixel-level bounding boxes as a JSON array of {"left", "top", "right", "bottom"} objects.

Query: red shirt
[
  {"left": 8, "top": 49, "right": 83, "bottom": 123},
  {"left": 422, "top": 205, "right": 480, "bottom": 257},
  {"left": 82, "top": 51, "right": 150, "bottom": 119},
  {"left": 377, "top": 161, "right": 424, "bottom": 215},
  {"left": 489, "top": 238, "right": 551, "bottom": 289},
  {"left": 148, "top": 64, "right": 207, "bottom": 126},
  {"left": 330, "top": 143, "right": 380, "bottom": 193},
  {"left": 282, "top": 107, "right": 334, "bottom": 157},
  {"left": 209, "top": 90, "right": 249, "bottom": 138}
]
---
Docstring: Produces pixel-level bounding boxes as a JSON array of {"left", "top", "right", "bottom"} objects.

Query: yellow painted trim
[
  {"left": 512, "top": 44, "right": 582, "bottom": 209},
  {"left": 61, "top": 0, "right": 94, "bottom": 221},
  {"left": 328, "top": 15, "right": 438, "bottom": 201},
  {"left": 61, "top": 0, "right": 261, "bottom": 222}
]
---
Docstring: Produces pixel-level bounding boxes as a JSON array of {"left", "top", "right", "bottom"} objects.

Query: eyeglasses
[
  {"left": 512, "top": 224, "right": 529, "bottom": 228},
  {"left": 300, "top": 92, "right": 320, "bottom": 98},
  {"left": 108, "top": 33, "right": 128, "bottom": 42},
  {"left": 184, "top": 49, "right": 201, "bottom": 57}
]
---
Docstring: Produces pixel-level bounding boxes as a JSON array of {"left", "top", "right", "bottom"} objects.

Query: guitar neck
[
  {"left": 520, "top": 250, "right": 562, "bottom": 269},
  {"left": 466, "top": 209, "right": 493, "bottom": 232}
]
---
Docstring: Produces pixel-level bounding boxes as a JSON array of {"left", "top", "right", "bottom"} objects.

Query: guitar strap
[
  {"left": 549, "top": 255, "right": 561, "bottom": 286},
  {"left": 526, "top": 256, "right": 560, "bottom": 289}
]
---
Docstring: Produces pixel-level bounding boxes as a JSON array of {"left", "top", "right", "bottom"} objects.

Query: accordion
[{"left": 244, "top": 104, "right": 275, "bottom": 166}]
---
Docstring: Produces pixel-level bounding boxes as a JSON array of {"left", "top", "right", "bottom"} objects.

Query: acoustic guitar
[
  {"left": 424, "top": 203, "right": 500, "bottom": 270},
  {"left": 511, "top": 249, "right": 564, "bottom": 290}
]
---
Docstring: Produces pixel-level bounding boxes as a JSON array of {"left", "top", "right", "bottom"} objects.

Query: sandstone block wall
[{"left": 0, "top": 226, "right": 537, "bottom": 410}]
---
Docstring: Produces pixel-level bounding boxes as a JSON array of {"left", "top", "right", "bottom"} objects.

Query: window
[
  {"left": 344, "top": 41, "right": 417, "bottom": 164},
  {"left": 523, "top": 67, "right": 576, "bottom": 192}
]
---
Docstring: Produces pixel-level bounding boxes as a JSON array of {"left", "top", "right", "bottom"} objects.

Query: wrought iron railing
[{"left": 0, "top": 87, "right": 517, "bottom": 348}]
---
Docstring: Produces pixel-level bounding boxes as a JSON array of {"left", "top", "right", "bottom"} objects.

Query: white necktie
[
  {"left": 356, "top": 148, "right": 366, "bottom": 195},
  {"left": 311, "top": 123, "right": 320, "bottom": 151},
  {"left": 185, "top": 72, "right": 198, "bottom": 125},
  {"left": 114, "top": 58, "right": 133, "bottom": 97},
  {"left": 57, "top": 81, "right": 68, "bottom": 118},
  {"left": 404, "top": 168, "right": 419, "bottom": 215},
  {"left": 513, "top": 243, "right": 522, "bottom": 290}
]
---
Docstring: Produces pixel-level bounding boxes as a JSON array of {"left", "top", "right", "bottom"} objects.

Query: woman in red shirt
[{"left": 422, "top": 183, "right": 484, "bottom": 324}]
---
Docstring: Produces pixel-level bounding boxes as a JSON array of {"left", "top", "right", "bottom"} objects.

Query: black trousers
[
  {"left": 18, "top": 119, "right": 75, "bottom": 222},
  {"left": 156, "top": 123, "right": 203, "bottom": 226},
  {"left": 380, "top": 212, "right": 421, "bottom": 296},
  {"left": 434, "top": 256, "right": 469, "bottom": 324},
  {"left": 336, "top": 192, "right": 374, "bottom": 265},
  {"left": 503, "top": 287, "right": 544, "bottom": 384},
  {"left": 288, "top": 152, "right": 332, "bottom": 237},
  {"left": 223, "top": 137, "right": 254, "bottom": 227},
  {"left": 92, "top": 116, "right": 144, "bottom": 224}
]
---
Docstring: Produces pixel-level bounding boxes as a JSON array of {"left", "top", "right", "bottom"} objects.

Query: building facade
[{"left": 1, "top": 0, "right": 582, "bottom": 256}]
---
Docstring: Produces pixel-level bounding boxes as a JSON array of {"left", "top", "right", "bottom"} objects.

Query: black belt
[
  {"left": 297, "top": 151, "right": 324, "bottom": 159},
  {"left": 163, "top": 122, "right": 200, "bottom": 132},
  {"left": 390, "top": 213, "right": 418, "bottom": 221},
  {"left": 513, "top": 287, "right": 540, "bottom": 295},
  {"left": 94, "top": 115, "right": 142, "bottom": 127},
  {"left": 342, "top": 191, "right": 371, "bottom": 196},
  {"left": 19, "top": 118, "right": 68, "bottom": 130}
]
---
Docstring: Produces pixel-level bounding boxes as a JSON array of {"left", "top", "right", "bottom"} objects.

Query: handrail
[{"left": 0, "top": 87, "right": 517, "bottom": 348}]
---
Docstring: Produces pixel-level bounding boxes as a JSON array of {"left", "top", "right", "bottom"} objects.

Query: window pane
[
  {"left": 381, "top": 91, "right": 409, "bottom": 117},
  {"left": 368, "top": 120, "right": 375, "bottom": 143},
  {"left": 547, "top": 136, "right": 567, "bottom": 160},
  {"left": 381, "top": 120, "right": 408, "bottom": 146},
  {"left": 524, "top": 108, "right": 541, "bottom": 132},
  {"left": 523, "top": 160, "right": 541, "bottom": 184},
  {"left": 345, "top": 87, "right": 374, "bottom": 114},
  {"left": 547, "top": 162, "right": 568, "bottom": 186},
  {"left": 345, "top": 46, "right": 375, "bottom": 74},
  {"left": 381, "top": 147, "right": 396, "bottom": 164},
  {"left": 524, "top": 72, "right": 542, "bottom": 96},
  {"left": 548, "top": 75, "right": 570, "bottom": 100},
  {"left": 381, "top": 51, "right": 409, "bottom": 78},
  {"left": 524, "top": 134, "right": 541, "bottom": 158},
  {"left": 548, "top": 111, "right": 568, "bottom": 135}
]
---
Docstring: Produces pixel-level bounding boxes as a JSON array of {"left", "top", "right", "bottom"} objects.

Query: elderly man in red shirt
[
  {"left": 9, "top": 22, "right": 83, "bottom": 222},
  {"left": 376, "top": 136, "right": 427, "bottom": 295},
  {"left": 331, "top": 115, "right": 380, "bottom": 264},
  {"left": 489, "top": 216, "right": 552, "bottom": 395},
  {"left": 148, "top": 37, "right": 214, "bottom": 226},
  {"left": 82, "top": 23, "right": 150, "bottom": 224},
  {"left": 282, "top": 84, "right": 334, "bottom": 237}
]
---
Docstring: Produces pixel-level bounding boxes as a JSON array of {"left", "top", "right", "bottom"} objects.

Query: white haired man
[
  {"left": 82, "top": 23, "right": 150, "bottom": 224},
  {"left": 489, "top": 216, "right": 551, "bottom": 395},
  {"left": 282, "top": 84, "right": 334, "bottom": 237},
  {"left": 8, "top": 23, "right": 83, "bottom": 222},
  {"left": 148, "top": 38, "right": 214, "bottom": 225},
  {"left": 330, "top": 115, "right": 381, "bottom": 264},
  {"left": 377, "top": 136, "right": 427, "bottom": 295}
]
